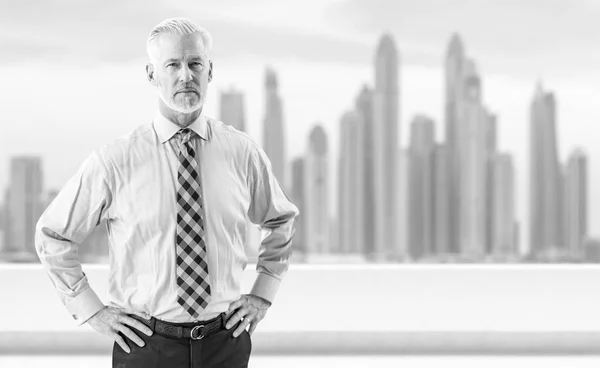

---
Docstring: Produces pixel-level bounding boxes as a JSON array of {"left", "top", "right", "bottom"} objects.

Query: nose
[{"left": 178, "top": 64, "right": 193, "bottom": 83}]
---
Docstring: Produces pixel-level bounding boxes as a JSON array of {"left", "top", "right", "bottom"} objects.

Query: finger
[
  {"left": 232, "top": 317, "right": 251, "bottom": 338},
  {"left": 118, "top": 325, "right": 146, "bottom": 348},
  {"left": 129, "top": 311, "right": 151, "bottom": 320},
  {"left": 113, "top": 333, "right": 131, "bottom": 354},
  {"left": 115, "top": 307, "right": 151, "bottom": 321},
  {"left": 248, "top": 321, "right": 257, "bottom": 336},
  {"left": 226, "top": 297, "right": 247, "bottom": 316},
  {"left": 226, "top": 307, "right": 249, "bottom": 329},
  {"left": 120, "top": 316, "right": 154, "bottom": 336}
]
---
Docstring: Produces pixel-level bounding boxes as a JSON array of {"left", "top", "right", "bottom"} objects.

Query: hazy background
[
  {"left": 1, "top": 0, "right": 599, "bottom": 262},
  {"left": 2, "top": 1, "right": 600, "bottom": 366}
]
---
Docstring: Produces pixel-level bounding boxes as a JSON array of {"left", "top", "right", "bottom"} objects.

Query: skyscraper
[
  {"left": 583, "top": 238, "right": 600, "bottom": 263},
  {"left": 304, "top": 125, "right": 329, "bottom": 254},
  {"left": 290, "top": 157, "right": 306, "bottom": 259},
  {"left": 457, "top": 62, "right": 488, "bottom": 259},
  {"left": 444, "top": 33, "right": 466, "bottom": 255},
  {"left": 355, "top": 85, "right": 376, "bottom": 260},
  {"left": 262, "top": 67, "right": 286, "bottom": 187},
  {"left": 564, "top": 148, "right": 587, "bottom": 257},
  {"left": 338, "top": 111, "right": 365, "bottom": 255},
  {"left": 6, "top": 156, "right": 44, "bottom": 257},
  {"left": 484, "top": 113, "right": 498, "bottom": 254},
  {"left": 408, "top": 115, "right": 435, "bottom": 261},
  {"left": 397, "top": 148, "right": 409, "bottom": 262},
  {"left": 433, "top": 143, "right": 450, "bottom": 257},
  {"left": 219, "top": 87, "right": 245, "bottom": 132},
  {"left": 373, "top": 34, "right": 400, "bottom": 260},
  {"left": 490, "top": 153, "right": 517, "bottom": 257},
  {"left": 80, "top": 221, "right": 109, "bottom": 263},
  {"left": 218, "top": 85, "right": 260, "bottom": 261},
  {"left": 530, "top": 83, "right": 563, "bottom": 256},
  {"left": 0, "top": 202, "right": 5, "bottom": 254}
]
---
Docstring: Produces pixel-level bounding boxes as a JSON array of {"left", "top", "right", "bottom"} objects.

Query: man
[{"left": 35, "top": 17, "right": 298, "bottom": 368}]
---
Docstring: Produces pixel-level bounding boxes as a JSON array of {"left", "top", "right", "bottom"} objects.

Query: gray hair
[{"left": 146, "top": 17, "right": 213, "bottom": 62}]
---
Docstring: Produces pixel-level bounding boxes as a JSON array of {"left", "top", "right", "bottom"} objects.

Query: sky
[{"left": 1, "top": 0, "right": 600, "bottom": 251}]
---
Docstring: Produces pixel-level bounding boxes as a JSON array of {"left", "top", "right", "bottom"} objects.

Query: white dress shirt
[{"left": 35, "top": 111, "right": 299, "bottom": 325}]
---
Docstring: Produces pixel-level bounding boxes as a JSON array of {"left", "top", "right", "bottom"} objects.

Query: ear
[
  {"left": 208, "top": 60, "right": 213, "bottom": 83},
  {"left": 146, "top": 63, "right": 157, "bottom": 86}
]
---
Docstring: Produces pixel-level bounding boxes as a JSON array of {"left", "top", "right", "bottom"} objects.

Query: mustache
[{"left": 175, "top": 83, "right": 200, "bottom": 94}]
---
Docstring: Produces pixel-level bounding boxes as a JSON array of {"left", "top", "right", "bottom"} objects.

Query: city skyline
[
  {"left": 1, "top": 29, "right": 594, "bottom": 262},
  {"left": 2, "top": 2, "right": 600, "bottom": 257}
]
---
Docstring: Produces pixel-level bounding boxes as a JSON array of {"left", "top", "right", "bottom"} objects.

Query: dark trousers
[{"left": 112, "top": 314, "right": 252, "bottom": 368}]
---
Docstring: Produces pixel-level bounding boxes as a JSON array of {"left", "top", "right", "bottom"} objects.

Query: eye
[
  {"left": 166, "top": 62, "right": 178, "bottom": 68},
  {"left": 190, "top": 62, "right": 203, "bottom": 68}
]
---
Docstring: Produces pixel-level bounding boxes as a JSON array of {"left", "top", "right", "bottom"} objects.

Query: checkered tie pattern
[{"left": 175, "top": 128, "right": 211, "bottom": 318}]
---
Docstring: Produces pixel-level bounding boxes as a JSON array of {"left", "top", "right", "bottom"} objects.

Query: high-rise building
[
  {"left": 338, "top": 111, "right": 365, "bottom": 255},
  {"left": 583, "top": 238, "right": 600, "bottom": 263},
  {"left": 407, "top": 115, "right": 435, "bottom": 261},
  {"left": 6, "top": 156, "right": 44, "bottom": 258},
  {"left": 329, "top": 217, "right": 339, "bottom": 255},
  {"left": 355, "top": 85, "right": 376, "bottom": 260},
  {"left": 0, "top": 202, "right": 5, "bottom": 254},
  {"left": 564, "top": 148, "right": 587, "bottom": 257},
  {"left": 529, "top": 83, "right": 563, "bottom": 256},
  {"left": 490, "top": 153, "right": 517, "bottom": 257},
  {"left": 262, "top": 67, "right": 286, "bottom": 187},
  {"left": 1, "top": 189, "right": 8, "bottom": 256},
  {"left": 457, "top": 62, "right": 488, "bottom": 259},
  {"left": 396, "top": 148, "right": 409, "bottom": 262},
  {"left": 304, "top": 125, "right": 329, "bottom": 254},
  {"left": 290, "top": 157, "right": 306, "bottom": 260},
  {"left": 44, "top": 189, "right": 59, "bottom": 209},
  {"left": 433, "top": 144, "right": 450, "bottom": 257},
  {"left": 444, "top": 33, "right": 467, "bottom": 255},
  {"left": 80, "top": 220, "right": 109, "bottom": 263},
  {"left": 484, "top": 113, "right": 498, "bottom": 254},
  {"left": 218, "top": 86, "right": 261, "bottom": 261},
  {"left": 219, "top": 87, "right": 245, "bottom": 132},
  {"left": 373, "top": 34, "right": 400, "bottom": 260}
]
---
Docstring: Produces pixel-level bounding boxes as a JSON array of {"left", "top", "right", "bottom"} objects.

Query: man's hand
[
  {"left": 225, "top": 294, "right": 271, "bottom": 337},
  {"left": 86, "top": 306, "right": 154, "bottom": 353}
]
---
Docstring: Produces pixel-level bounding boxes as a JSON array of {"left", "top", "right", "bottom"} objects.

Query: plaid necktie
[{"left": 175, "top": 128, "right": 211, "bottom": 318}]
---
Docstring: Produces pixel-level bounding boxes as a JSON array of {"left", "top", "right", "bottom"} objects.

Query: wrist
[{"left": 250, "top": 294, "right": 271, "bottom": 307}]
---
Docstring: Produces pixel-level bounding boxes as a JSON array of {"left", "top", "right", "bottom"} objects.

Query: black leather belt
[{"left": 130, "top": 312, "right": 226, "bottom": 340}]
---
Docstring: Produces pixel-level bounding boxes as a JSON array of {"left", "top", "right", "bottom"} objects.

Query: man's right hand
[{"left": 86, "top": 306, "right": 154, "bottom": 353}]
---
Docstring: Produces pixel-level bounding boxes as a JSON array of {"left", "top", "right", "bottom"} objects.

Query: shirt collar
[{"left": 153, "top": 110, "right": 209, "bottom": 144}]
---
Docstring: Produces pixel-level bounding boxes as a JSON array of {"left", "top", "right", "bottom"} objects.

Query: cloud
[
  {"left": 324, "top": 0, "right": 600, "bottom": 77},
  {"left": 3, "top": 0, "right": 599, "bottom": 83},
  {"left": 1, "top": 0, "right": 378, "bottom": 67},
  {"left": 0, "top": 0, "right": 172, "bottom": 64}
]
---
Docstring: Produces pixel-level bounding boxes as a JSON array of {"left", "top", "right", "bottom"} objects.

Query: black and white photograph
[{"left": 1, "top": 0, "right": 600, "bottom": 366}]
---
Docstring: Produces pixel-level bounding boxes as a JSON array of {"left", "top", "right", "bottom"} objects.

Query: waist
[
  {"left": 106, "top": 277, "right": 240, "bottom": 322},
  {"left": 130, "top": 312, "right": 227, "bottom": 340}
]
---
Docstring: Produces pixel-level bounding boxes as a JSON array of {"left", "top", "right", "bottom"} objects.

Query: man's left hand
[{"left": 225, "top": 294, "right": 271, "bottom": 337}]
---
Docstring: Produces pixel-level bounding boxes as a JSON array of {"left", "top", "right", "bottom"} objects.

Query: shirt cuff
[
  {"left": 64, "top": 288, "right": 105, "bottom": 325},
  {"left": 249, "top": 272, "right": 281, "bottom": 305}
]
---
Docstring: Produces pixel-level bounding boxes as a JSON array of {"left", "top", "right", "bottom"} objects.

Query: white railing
[{"left": 2, "top": 264, "right": 600, "bottom": 354}]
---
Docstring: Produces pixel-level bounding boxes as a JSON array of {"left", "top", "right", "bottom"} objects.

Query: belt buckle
[{"left": 190, "top": 325, "right": 205, "bottom": 340}]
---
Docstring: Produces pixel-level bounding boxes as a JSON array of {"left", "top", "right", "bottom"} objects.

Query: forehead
[{"left": 153, "top": 33, "right": 208, "bottom": 61}]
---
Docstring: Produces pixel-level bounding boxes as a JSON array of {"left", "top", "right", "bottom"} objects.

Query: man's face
[{"left": 147, "top": 33, "right": 212, "bottom": 114}]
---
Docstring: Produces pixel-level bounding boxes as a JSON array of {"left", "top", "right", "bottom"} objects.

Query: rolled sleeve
[
  {"left": 247, "top": 143, "right": 299, "bottom": 304},
  {"left": 35, "top": 149, "right": 112, "bottom": 325}
]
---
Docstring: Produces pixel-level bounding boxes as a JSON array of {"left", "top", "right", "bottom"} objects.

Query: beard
[{"left": 157, "top": 85, "right": 204, "bottom": 114}]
